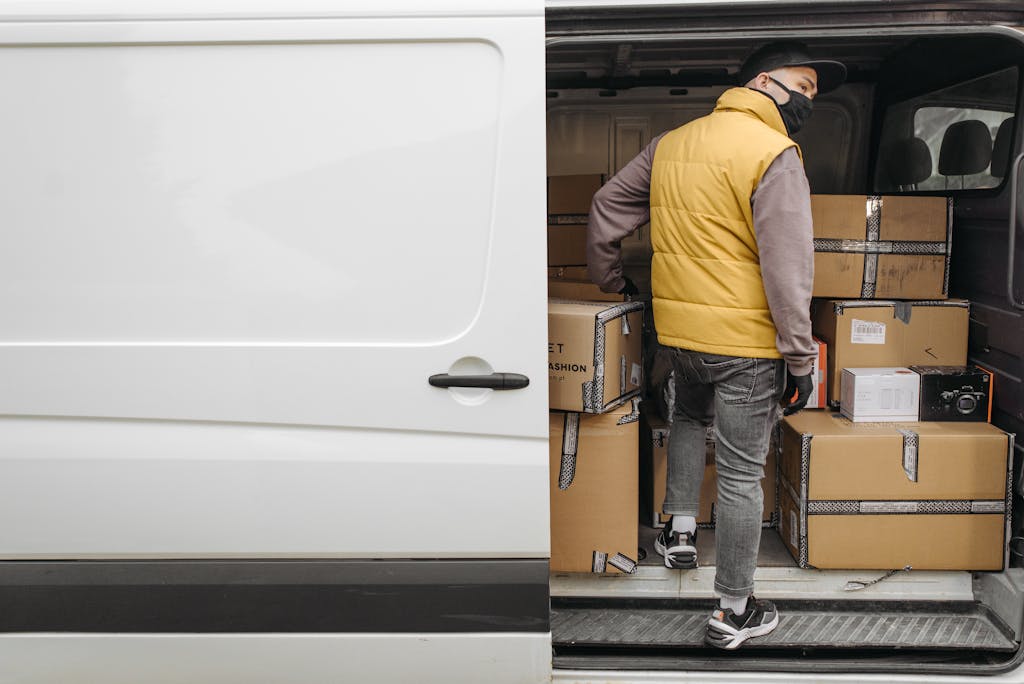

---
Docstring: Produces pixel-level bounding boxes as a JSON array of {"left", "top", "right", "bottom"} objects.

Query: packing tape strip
[
  {"left": 893, "top": 301, "right": 912, "bottom": 324},
  {"left": 862, "top": 196, "right": 882, "bottom": 298},
  {"left": 620, "top": 355, "right": 627, "bottom": 396},
  {"left": 608, "top": 553, "right": 638, "bottom": 574},
  {"left": 617, "top": 395, "right": 642, "bottom": 425},
  {"left": 548, "top": 213, "right": 589, "bottom": 225},
  {"left": 897, "top": 428, "right": 919, "bottom": 483},
  {"left": 558, "top": 412, "right": 581, "bottom": 490},
  {"left": 832, "top": 299, "right": 968, "bottom": 315},
  {"left": 806, "top": 499, "right": 1005, "bottom": 514},
  {"left": 943, "top": 196, "right": 954, "bottom": 297},
  {"left": 813, "top": 239, "right": 948, "bottom": 255}
]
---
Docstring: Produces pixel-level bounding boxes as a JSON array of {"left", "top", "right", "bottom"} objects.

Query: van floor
[
  {"left": 552, "top": 524, "right": 976, "bottom": 602},
  {"left": 550, "top": 524, "right": 1021, "bottom": 655}
]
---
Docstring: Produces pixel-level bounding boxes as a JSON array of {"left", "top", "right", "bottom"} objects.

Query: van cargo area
[{"left": 544, "top": 20, "right": 1024, "bottom": 675}]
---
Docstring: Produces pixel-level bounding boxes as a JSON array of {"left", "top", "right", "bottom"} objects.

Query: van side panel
[{"left": 0, "top": 16, "right": 549, "bottom": 561}]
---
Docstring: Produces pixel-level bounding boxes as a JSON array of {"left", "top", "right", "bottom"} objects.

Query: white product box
[{"left": 840, "top": 367, "right": 920, "bottom": 422}]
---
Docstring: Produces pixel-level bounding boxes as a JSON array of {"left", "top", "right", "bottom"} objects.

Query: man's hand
[
  {"left": 781, "top": 370, "right": 814, "bottom": 416},
  {"left": 618, "top": 277, "right": 640, "bottom": 296}
]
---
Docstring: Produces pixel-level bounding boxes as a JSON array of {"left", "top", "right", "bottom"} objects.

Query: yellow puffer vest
[{"left": 651, "top": 87, "right": 799, "bottom": 359}]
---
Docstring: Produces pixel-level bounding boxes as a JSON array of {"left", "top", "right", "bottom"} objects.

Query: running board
[{"left": 552, "top": 599, "right": 1018, "bottom": 652}]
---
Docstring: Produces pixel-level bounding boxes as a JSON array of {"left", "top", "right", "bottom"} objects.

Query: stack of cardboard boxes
[
  {"left": 547, "top": 175, "right": 645, "bottom": 574},
  {"left": 779, "top": 194, "right": 1013, "bottom": 571},
  {"left": 547, "top": 182, "right": 1014, "bottom": 575}
]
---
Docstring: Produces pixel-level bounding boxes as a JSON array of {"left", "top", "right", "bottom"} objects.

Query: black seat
[
  {"left": 881, "top": 137, "right": 932, "bottom": 191},
  {"left": 938, "top": 119, "right": 992, "bottom": 188},
  {"left": 990, "top": 116, "right": 1014, "bottom": 178}
]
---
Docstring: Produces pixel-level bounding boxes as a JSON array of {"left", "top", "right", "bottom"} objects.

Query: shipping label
[{"left": 851, "top": 319, "right": 886, "bottom": 344}]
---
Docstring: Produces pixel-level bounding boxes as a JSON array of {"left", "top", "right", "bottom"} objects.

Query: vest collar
[{"left": 713, "top": 87, "right": 789, "bottom": 137}]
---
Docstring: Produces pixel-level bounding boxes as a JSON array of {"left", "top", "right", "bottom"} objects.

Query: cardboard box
[
  {"left": 549, "top": 299, "right": 644, "bottom": 413},
  {"left": 548, "top": 174, "right": 604, "bottom": 221},
  {"left": 779, "top": 410, "right": 1011, "bottom": 570},
  {"left": 810, "top": 195, "right": 952, "bottom": 299},
  {"left": 644, "top": 417, "right": 775, "bottom": 528},
  {"left": 840, "top": 367, "right": 921, "bottom": 422},
  {"left": 550, "top": 402, "right": 639, "bottom": 574},
  {"left": 813, "top": 299, "right": 969, "bottom": 405},
  {"left": 913, "top": 365, "right": 994, "bottom": 422},
  {"left": 547, "top": 175, "right": 605, "bottom": 266},
  {"left": 548, "top": 225, "right": 588, "bottom": 266},
  {"left": 787, "top": 337, "right": 827, "bottom": 410},
  {"left": 547, "top": 278, "right": 623, "bottom": 303}
]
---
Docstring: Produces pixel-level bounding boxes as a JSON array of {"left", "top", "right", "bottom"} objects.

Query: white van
[{"left": 1, "top": 1, "right": 1023, "bottom": 682}]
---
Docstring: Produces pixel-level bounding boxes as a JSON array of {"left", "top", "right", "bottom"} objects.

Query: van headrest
[
  {"left": 938, "top": 120, "right": 992, "bottom": 176},
  {"left": 990, "top": 117, "right": 1014, "bottom": 178},
  {"left": 882, "top": 137, "right": 932, "bottom": 186}
]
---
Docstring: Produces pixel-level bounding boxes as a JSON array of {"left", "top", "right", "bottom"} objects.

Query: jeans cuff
[
  {"left": 714, "top": 580, "right": 754, "bottom": 600},
  {"left": 662, "top": 502, "right": 700, "bottom": 517}
]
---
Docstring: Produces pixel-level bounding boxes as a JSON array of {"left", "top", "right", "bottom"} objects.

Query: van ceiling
[
  {"left": 548, "top": 37, "right": 896, "bottom": 90},
  {"left": 546, "top": 35, "right": 1022, "bottom": 95}
]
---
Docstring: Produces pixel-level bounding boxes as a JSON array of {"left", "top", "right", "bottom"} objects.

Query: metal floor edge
[{"left": 551, "top": 602, "right": 1018, "bottom": 651}]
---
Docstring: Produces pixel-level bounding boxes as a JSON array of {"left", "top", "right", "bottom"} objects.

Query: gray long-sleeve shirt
[{"left": 586, "top": 136, "right": 817, "bottom": 376}]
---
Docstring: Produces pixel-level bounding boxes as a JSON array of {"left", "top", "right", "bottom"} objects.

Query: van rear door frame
[{"left": 545, "top": 7, "right": 1024, "bottom": 677}]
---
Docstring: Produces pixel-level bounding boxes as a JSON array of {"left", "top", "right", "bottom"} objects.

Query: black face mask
[{"left": 769, "top": 76, "right": 813, "bottom": 135}]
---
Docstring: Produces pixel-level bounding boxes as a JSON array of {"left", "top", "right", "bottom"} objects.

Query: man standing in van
[{"left": 587, "top": 42, "right": 845, "bottom": 650}]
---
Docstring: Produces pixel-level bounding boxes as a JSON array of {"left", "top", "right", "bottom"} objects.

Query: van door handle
[
  {"left": 1008, "top": 151, "right": 1024, "bottom": 310},
  {"left": 428, "top": 373, "right": 530, "bottom": 390}
]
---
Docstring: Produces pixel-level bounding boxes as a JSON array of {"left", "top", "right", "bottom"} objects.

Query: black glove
[
  {"left": 618, "top": 277, "right": 640, "bottom": 297},
  {"left": 781, "top": 370, "right": 814, "bottom": 416}
]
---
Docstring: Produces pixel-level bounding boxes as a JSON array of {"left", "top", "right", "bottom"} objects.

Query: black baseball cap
[{"left": 737, "top": 41, "right": 847, "bottom": 94}]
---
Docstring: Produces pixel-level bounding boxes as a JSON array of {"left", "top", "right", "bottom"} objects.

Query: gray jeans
[{"left": 662, "top": 348, "right": 784, "bottom": 599}]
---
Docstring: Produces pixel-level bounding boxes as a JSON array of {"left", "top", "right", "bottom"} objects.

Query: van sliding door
[{"left": 0, "top": 3, "right": 549, "bottom": 682}]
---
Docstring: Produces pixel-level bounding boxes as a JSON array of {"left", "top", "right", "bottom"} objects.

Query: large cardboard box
[
  {"left": 644, "top": 417, "right": 776, "bottom": 528},
  {"left": 810, "top": 195, "right": 952, "bottom": 299},
  {"left": 813, "top": 299, "right": 969, "bottom": 406},
  {"left": 547, "top": 266, "right": 621, "bottom": 302},
  {"left": 547, "top": 278, "right": 622, "bottom": 303},
  {"left": 548, "top": 174, "right": 604, "bottom": 219},
  {"left": 779, "top": 411, "right": 1011, "bottom": 570},
  {"left": 549, "top": 299, "right": 643, "bottom": 413},
  {"left": 550, "top": 402, "right": 639, "bottom": 574},
  {"left": 547, "top": 174, "right": 605, "bottom": 266},
  {"left": 547, "top": 225, "right": 588, "bottom": 266}
]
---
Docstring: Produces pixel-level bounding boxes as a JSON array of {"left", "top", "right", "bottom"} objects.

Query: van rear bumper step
[{"left": 552, "top": 599, "right": 1018, "bottom": 652}]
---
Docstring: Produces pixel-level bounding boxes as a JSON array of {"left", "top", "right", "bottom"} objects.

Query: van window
[{"left": 875, "top": 66, "right": 1018, "bottom": 192}]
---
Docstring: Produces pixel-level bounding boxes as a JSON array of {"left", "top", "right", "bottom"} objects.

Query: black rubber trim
[{"left": 0, "top": 558, "right": 549, "bottom": 633}]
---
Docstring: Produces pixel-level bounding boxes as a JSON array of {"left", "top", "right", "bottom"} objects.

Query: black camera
[
  {"left": 912, "top": 365, "right": 992, "bottom": 422},
  {"left": 939, "top": 386, "right": 989, "bottom": 416}
]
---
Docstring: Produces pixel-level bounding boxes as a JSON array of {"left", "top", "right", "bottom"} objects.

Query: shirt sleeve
[
  {"left": 586, "top": 134, "right": 665, "bottom": 293},
  {"left": 751, "top": 146, "right": 817, "bottom": 376}
]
